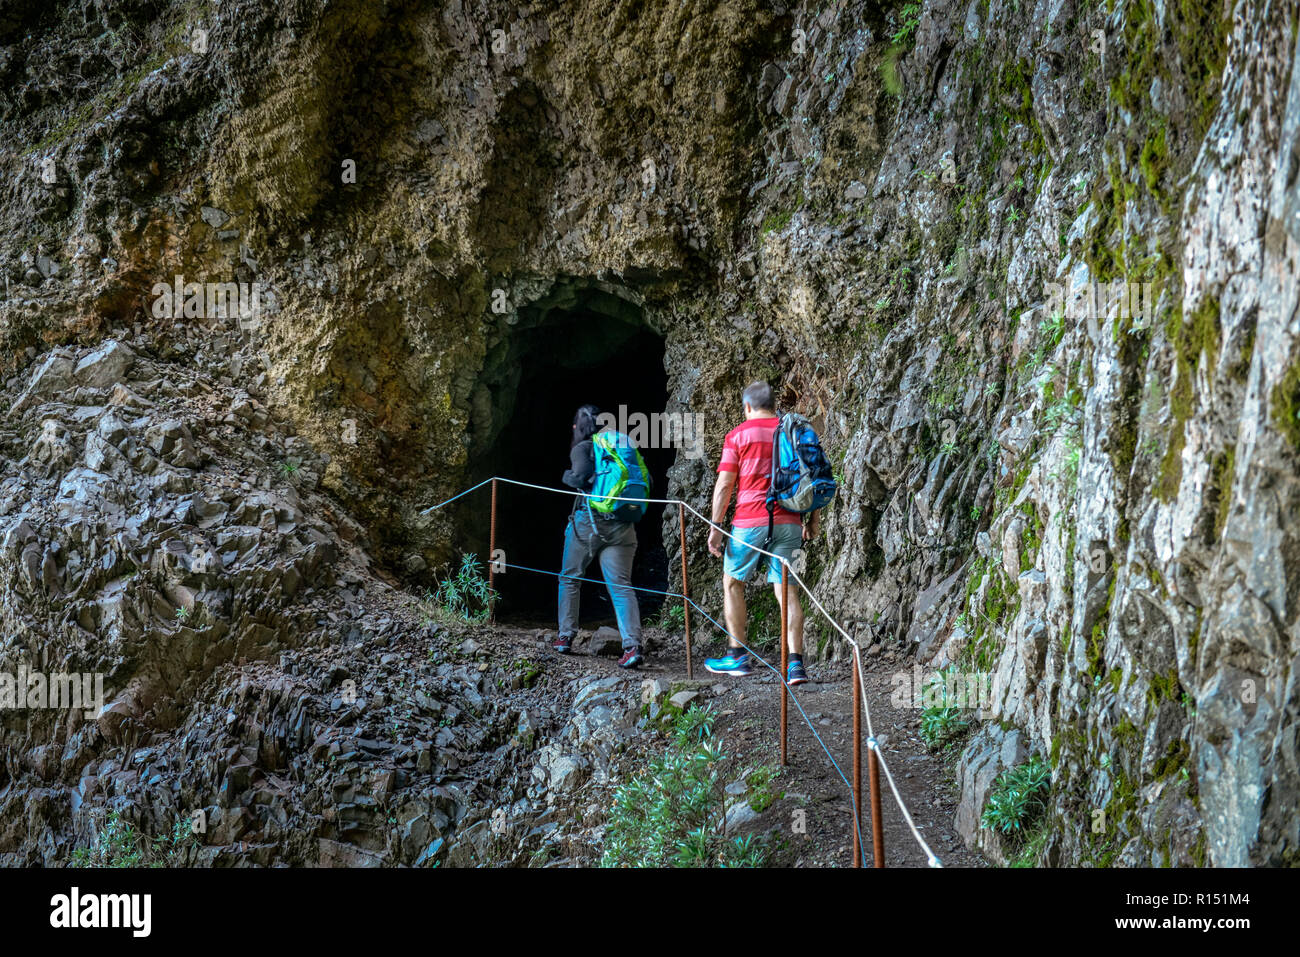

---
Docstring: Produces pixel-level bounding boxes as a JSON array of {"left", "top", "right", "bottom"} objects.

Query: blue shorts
[{"left": 723, "top": 523, "right": 802, "bottom": 584}]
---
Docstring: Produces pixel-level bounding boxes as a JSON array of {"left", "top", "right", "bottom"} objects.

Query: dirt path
[{"left": 487, "top": 616, "right": 986, "bottom": 868}]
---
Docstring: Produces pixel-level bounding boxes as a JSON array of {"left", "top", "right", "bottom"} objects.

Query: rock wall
[{"left": 1, "top": 0, "right": 1297, "bottom": 865}]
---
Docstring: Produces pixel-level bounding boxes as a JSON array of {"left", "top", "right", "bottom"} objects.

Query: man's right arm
[
  {"left": 708, "top": 470, "right": 736, "bottom": 556},
  {"left": 803, "top": 507, "right": 821, "bottom": 540},
  {"left": 711, "top": 470, "right": 737, "bottom": 524}
]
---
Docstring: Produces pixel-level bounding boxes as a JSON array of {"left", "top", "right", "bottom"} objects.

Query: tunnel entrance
[{"left": 466, "top": 286, "right": 673, "bottom": 627}]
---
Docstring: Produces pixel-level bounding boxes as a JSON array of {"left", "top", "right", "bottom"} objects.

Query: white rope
[{"left": 419, "top": 475, "right": 945, "bottom": 865}]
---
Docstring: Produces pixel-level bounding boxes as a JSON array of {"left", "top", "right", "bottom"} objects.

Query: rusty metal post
[
  {"left": 868, "top": 738, "right": 885, "bottom": 867},
  {"left": 853, "top": 646, "right": 863, "bottom": 868},
  {"left": 780, "top": 562, "right": 789, "bottom": 767},
  {"left": 678, "top": 503, "right": 693, "bottom": 678},
  {"left": 488, "top": 478, "right": 498, "bottom": 622}
]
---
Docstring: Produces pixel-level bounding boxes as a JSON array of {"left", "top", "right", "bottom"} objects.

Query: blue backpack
[
  {"left": 588, "top": 430, "right": 651, "bottom": 523},
  {"left": 765, "top": 412, "right": 836, "bottom": 542}
]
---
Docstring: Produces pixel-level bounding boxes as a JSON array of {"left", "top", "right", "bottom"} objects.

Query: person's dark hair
[
  {"left": 742, "top": 380, "right": 774, "bottom": 413},
  {"left": 571, "top": 403, "right": 602, "bottom": 447}
]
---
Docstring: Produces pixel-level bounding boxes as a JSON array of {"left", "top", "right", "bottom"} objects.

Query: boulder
[
  {"left": 73, "top": 340, "right": 134, "bottom": 390},
  {"left": 581, "top": 626, "right": 623, "bottom": 656}
]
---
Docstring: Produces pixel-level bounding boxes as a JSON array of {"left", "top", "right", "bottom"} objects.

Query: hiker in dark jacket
[{"left": 556, "top": 404, "right": 644, "bottom": 668}]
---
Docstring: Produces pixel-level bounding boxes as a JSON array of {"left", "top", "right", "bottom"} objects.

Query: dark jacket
[
  {"left": 562, "top": 439, "right": 595, "bottom": 492},
  {"left": 563, "top": 439, "right": 595, "bottom": 517}
]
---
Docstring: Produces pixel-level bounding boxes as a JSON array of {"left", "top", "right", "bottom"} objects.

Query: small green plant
[
  {"left": 69, "top": 812, "right": 196, "bottom": 867},
  {"left": 720, "top": 834, "right": 767, "bottom": 868},
  {"left": 511, "top": 657, "right": 541, "bottom": 688},
  {"left": 1009, "top": 821, "right": 1050, "bottom": 867},
  {"left": 919, "top": 667, "right": 974, "bottom": 750},
  {"left": 1043, "top": 397, "right": 1078, "bottom": 431},
  {"left": 1038, "top": 309, "right": 1066, "bottom": 346},
  {"left": 745, "top": 765, "right": 780, "bottom": 813},
  {"left": 891, "top": 3, "right": 921, "bottom": 44},
  {"left": 658, "top": 603, "right": 686, "bottom": 633},
  {"left": 981, "top": 754, "right": 1051, "bottom": 839},
  {"left": 174, "top": 606, "right": 188, "bottom": 620},
  {"left": 279, "top": 461, "right": 299, "bottom": 476},
  {"left": 1056, "top": 437, "right": 1082, "bottom": 493},
  {"left": 427, "top": 553, "right": 497, "bottom": 623},
  {"left": 673, "top": 703, "right": 716, "bottom": 745},
  {"left": 603, "top": 706, "right": 765, "bottom": 868}
]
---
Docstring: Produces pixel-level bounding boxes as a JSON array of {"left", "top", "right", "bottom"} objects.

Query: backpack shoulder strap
[{"left": 765, "top": 411, "right": 782, "bottom": 546}]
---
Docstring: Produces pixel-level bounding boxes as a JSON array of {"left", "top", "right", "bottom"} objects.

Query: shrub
[
  {"left": 981, "top": 754, "right": 1051, "bottom": 839},
  {"left": 69, "top": 811, "right": 196, "bottom": 867},
  {"left": 427, "top": 553, "right": 496, "bottom": 623},
  {"left": 602, "top": 706, "right": 767, "bottom": 868},
  {"left": 918, "top": 667, "right": 974, "bottom": 750}
]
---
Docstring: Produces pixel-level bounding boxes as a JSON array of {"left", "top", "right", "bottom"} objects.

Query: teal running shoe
[{"left": 705, "top": 649, "right": 752, "bottom": 676}]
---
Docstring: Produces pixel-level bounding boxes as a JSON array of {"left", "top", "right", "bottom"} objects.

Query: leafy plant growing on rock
[
  {"left": 919, "top": 667, "right": 974, "bottom": 750},
  {"left": 69, "top": 811, "right": 196, "bottom": 867},
  {"left": 891, "top": 3, "right": 921, "bottom": 45},
  {"left": 981, "top": 754, "right": 1051, "bottom": 840},
  {"left": 426, "top": 553, "right": 496, "bottom": 623}
]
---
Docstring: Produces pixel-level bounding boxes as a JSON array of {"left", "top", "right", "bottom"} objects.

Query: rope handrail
[{"left": 420, "top": 475, "right": 943, "bottom": 867}]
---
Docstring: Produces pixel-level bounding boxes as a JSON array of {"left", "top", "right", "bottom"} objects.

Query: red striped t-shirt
[{"left": 717, "top": 417, "right": 801, "bottom": 528}]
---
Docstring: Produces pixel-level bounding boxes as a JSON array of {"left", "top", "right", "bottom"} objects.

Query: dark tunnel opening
[{"left": 463, "top": 302, "right": 673, "bottom": 628}]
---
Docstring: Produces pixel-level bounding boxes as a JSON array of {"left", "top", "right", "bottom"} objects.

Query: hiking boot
[
  {"left": 787, "top": 660, "right": 809, "bottom": 686},
  {"left": 553, "top": 634, "right": 573, "bottom": 654},
  {"left": 705, "top": 649, "right": 752, "bottom": 676},
  {"left": 618, "top": 646, "right": 644, "bottom": 669}
]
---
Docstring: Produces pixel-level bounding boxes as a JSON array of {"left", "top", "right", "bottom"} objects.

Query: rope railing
[{"left": 420, "top": 476, "right": 944, "bottom": 868}]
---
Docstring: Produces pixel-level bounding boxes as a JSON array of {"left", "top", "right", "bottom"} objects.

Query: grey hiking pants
[{"left": 558, "top": 507, "right": 642, "bottom": 650}]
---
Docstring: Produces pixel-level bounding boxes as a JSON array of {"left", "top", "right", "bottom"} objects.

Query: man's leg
[
  {"left": 772, "top": 580, "right": 805, "bottom": 654},
  {"left": 723, "top": 573, "right": 747, "bottom": 651},
  {"left": 706, "top": 527, "right": 758, "bottom": 675},
  {"left": 767, "top": 524, "right": 809, "bottom": 683}
]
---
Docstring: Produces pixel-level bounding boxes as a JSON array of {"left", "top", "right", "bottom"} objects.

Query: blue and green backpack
[
  {"left": 764, "top": 411, "right": 836, "bottom": 542},
  {"left": 587, "top": 430, "right": 651, "bottom": 522}
]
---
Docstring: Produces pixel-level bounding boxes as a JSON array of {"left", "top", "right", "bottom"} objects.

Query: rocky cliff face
[{"left": 0, "top": 0, "right": 1297, "bottom": 866}]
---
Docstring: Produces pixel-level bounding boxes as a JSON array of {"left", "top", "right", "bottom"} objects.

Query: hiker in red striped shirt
[{"left": 705, "top": 381, "right": 820, "bottom": 684}]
